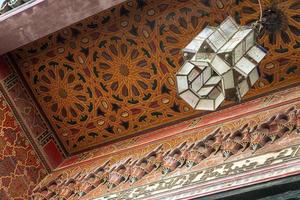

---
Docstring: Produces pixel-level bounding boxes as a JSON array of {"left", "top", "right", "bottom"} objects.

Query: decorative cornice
[
  {"left": 95, "top": 146, "right": 300, "bottom": 200},
  {"left": 31, "top": 105, "right": 300, "bottom": 199}
]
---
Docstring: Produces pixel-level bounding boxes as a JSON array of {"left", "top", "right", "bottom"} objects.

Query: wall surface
[
  {"left": 0, "top": 93, "right": 47, "bottom": 199},
  {"left": 0, "top": 0, "right": 126, "bottom": 54}
]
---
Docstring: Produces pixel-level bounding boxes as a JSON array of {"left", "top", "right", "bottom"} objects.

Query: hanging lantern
[{"left": 176, "top": 16, "right": 267, "bottom": 111}]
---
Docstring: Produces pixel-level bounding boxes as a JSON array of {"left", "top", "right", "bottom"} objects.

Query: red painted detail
[
  {"left": 148, "top": 41, "right": 156, "bottom": 53},
  {"left": 58, "top": 156, "right": 79, "bottom": 168},
  {"left": 70, "top": 128, "right": 80, "bottom": 135},
  {"left": 149, "top": 101, "right": 160, "bottom": 108},
  {"left": 131, "top": 108, "right": 142, "bottom": 115},
  {"left": 160, "top": 62, "right": 169, "bottom": 74},
  {"left": 43, "top": 140, "right": 63, "bottom": 168},
  {"left": 83, "top": 68, "right": 91, "bottom": 77},
  {"left": 86, "top": 122, "right": 96, "bottom": 129}
]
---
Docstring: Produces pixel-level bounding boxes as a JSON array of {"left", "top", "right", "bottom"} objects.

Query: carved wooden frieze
[
  {"left": 31, "top": 105, "right": 300, "bottom": 199},
  {"left": 94, "top": 145, "right": 300, "bottom": 200}
]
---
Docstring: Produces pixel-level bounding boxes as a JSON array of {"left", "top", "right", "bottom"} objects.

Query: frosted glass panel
[
  {"left": 209, "top": 86, "right": 221, "bottom": 99},
  {"left": 207, "top": 30, "right": 227, "bottom": 51},
  {"left": 234, "top": 42, "right": 244, "bottom": 63},
  {"left": 196, "top": 52, "right": 215, "bottom": 62},
  {"left": 245, "top": 31, "right": 254, "bottom": 51},
  {"left": 215, "top": 92, "right": 225, "bottom": 108},
  {"left": 196, "top": 99, "right": 214, "bottom": 111},
  {"left": 219, "top": 16, "right": 239, "bottom": 39},
  {"left": 198, "top": 86, "right": 214, "bottom": 96},
  {"left": 249, "top": 68, "right": 259, "bottom": 86},
  {"left": 191, "top": 75, "right": 203, "bottom": 92},
  {"left": 211, "top": 56, "right": 230, "bottom": 75},
  {"left": 184, "top": 39, "right": 204, "bottom": 53},
  {"left": 180, "top": 90, "right": 199, "bottom": 108},
  {"left": 247, "top": 46, "right": 267, "bottom": 63},
  {"left": 219, "top": 29, "right": 251, "bottom": 53},
  {"left": 235, "top": 57, "right": 256, "bottom": 76},
  {"left": 176, "top": 76, "right": 188, "bottom": 93},
  {"left": 178, "top": 62, "right": 194, "bottom": 75},
  {"left": 232, "top": 29, "right": 252, "bottom": 40},
  {"left": 203, "top": 67, "right": 212, "bottom": 83},
  {"left": 223, "top": 70, "right": 234, "bottom": 89},
  {"left": 238, "top": 79, "right": 249, "bottom": 97},
  {"left": 188, "top": 68, "right": 201, "bottom": 81},
  {"left": 206, "top": 76, "right": 221, "bottom": 85},
  {"left": 196, "top": 27, "right": 215, "bottom": 39},
  {"left": 190, "top": 61, "right": 208, "bottom": 69}
]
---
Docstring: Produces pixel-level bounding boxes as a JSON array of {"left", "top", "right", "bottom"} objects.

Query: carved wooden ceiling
[{"left": 9, "top": 0, "right": 300, "bottom": 154}]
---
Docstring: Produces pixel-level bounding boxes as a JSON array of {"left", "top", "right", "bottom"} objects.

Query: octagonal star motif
[{"left": 176, "top": 16, "right": 267, "bottom": 111}]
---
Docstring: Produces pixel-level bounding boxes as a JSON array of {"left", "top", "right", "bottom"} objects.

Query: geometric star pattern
[{"left": 9, "top": 0, "right": 300, "bottom": 154}]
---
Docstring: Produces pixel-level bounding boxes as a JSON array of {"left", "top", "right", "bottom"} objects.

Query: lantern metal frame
[{"left": 176, "top": 16, "right": 267, "bottom": 111}]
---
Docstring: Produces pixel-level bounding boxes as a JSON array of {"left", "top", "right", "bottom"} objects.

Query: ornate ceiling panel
[{"left": 9, "top": 0, "right": 300, "bottom": 154}]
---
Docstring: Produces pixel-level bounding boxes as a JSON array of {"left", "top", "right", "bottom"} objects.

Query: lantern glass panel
[
  {"left": 247, "top": 45, "right": 267, "bottom": 63},
  {"left": 233, "top": 29, "right": 252, "bottom": 40},
  {"left": 180, "top": 90, "right": 199, "bottom": 108},
  {"left": 196, "top": 52, "right": 215, "bottom": 62},
  {"left": 235, "top": 57, "right": 256, "bottom": 76},
  {"left": 191, "top": 74, "right": 203, "bottom": 92},
  {"left": 188, "top": 67, "right": 201, "bottom": 82},
  {"left": 219, "top": 29, "right": 250, "bottom": 53},
  {"left": 249, "top": 68, "right": 259, "bottom": 86},
  {"left": 190, "top": 61, "right": 209, "bottom": 69},
  {"left": 215, "top": 92, "right": 225, "bottom": 109},
  {"left": 196, "top": 27, "right": 215, "bottom": 39},
  {"left": 198, "top": 85, "right": 214, "bottom": 97},
  {"left": 245, "top": 31, "right": 254, "bottom": 51},
  {"left": 178, "top": 61, "right": 194, "bottom": 75},
  {"left": 206, "top": 76, "right": 221, "bottom": 85},
  {"left": 238, "top": 79, "right": 249, "bottom": 97},
  {"left": 207, "top": 30, "right": 227, "bottom": 51},
  {"left": 196, "top": 99, "right": 214, "bottom": 111},
  {"left": 219, "top": 16, "right": 239, "bottom": 39},
  {"left": 234, "top": 42, "right": 244, "bottom": 63},
  {"left": 208, "top": 84, "right": 222, "bottom": 99},
  {"left": 184, "top": 39, "right": 204, "bottom": 54},
  {"left": 176, "top": 75, "right": 189, "bottom": 93},
  {"left": 203, "top": 67, "right": 212, "bottom": 83},
  {"left": 223, "top": 70, "right": 234, "bottom": 89},
  {"left": 211, "top": 55, "right": 230, "bottom": 75}
]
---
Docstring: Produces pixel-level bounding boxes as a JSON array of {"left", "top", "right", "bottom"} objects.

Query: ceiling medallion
[{"left": 176, "top": 16, "right": 267, "bottom": 111}]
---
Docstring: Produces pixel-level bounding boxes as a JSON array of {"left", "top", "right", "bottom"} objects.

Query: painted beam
[{"left": 0, "top": 55, "right": 66, "bottom": 170}]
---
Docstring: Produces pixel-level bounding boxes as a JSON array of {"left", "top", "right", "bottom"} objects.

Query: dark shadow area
[{"left": 196, "top": 174, "right": 300, "bottom": 200}]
